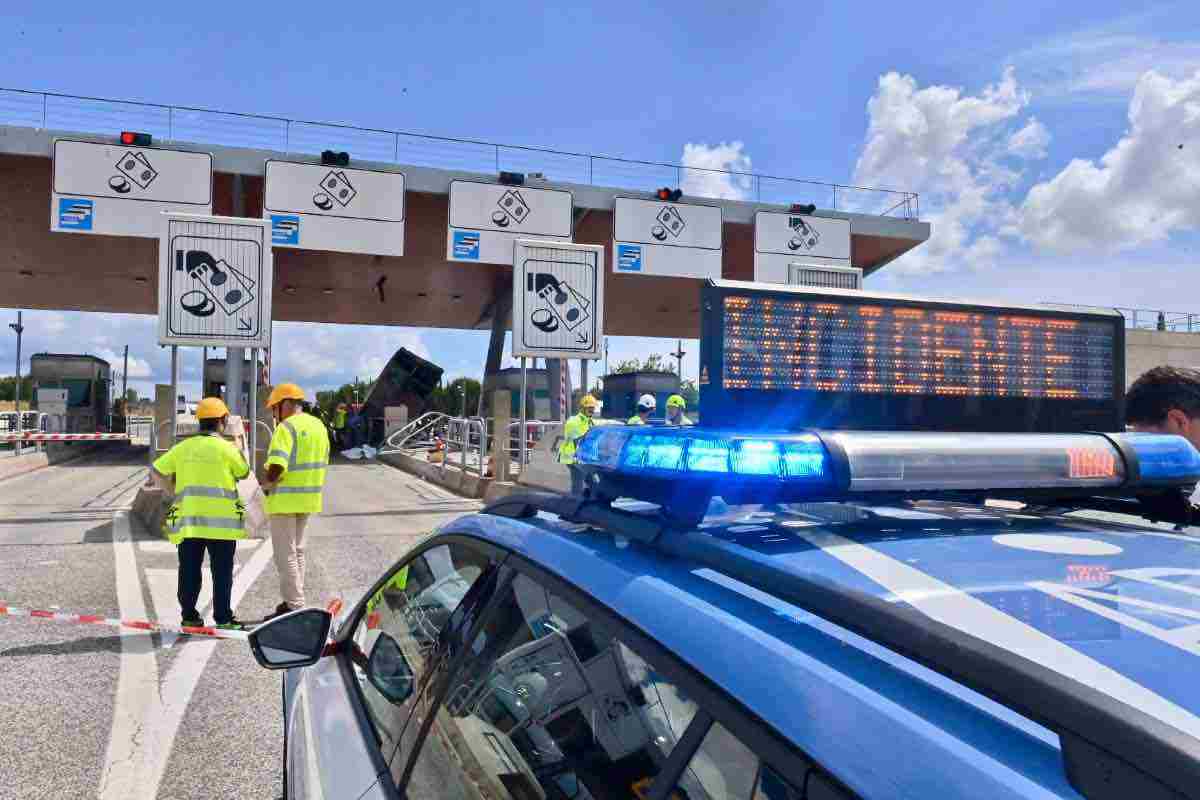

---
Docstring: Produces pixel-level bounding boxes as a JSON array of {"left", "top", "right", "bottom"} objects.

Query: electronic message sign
[{"left": 698, "top": 281, "right": 1124, "bottom": 432}]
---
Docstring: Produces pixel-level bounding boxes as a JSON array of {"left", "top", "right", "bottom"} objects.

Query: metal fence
[
  {"left": 1048, "top": 304, "right": 1200, "bottom": 332},
  {"left": 0, "top": 87, "right": 919, "bottom": 219}
]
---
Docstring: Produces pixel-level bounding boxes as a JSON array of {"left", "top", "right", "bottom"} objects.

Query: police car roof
[{"left": 447, "top": 497, "right": 1200, "bottom": 800}]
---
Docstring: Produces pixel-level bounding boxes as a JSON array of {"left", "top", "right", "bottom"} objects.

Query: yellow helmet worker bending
[
  {"left": 559, "top": 394, "right": 599, "bottom": 495},
  {"left": 150, "top": 396, "right": 250, "bottom": 630},
  {"left": 263, "top": 383, "right": 330, "bottom": 618},
  {"left": 665, "top": 394, "right": 693, "bottom": 426}
]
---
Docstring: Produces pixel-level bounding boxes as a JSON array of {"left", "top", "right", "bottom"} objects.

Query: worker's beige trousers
[{"left": 270, "top": 513, "right": 311, "bottom": 610}]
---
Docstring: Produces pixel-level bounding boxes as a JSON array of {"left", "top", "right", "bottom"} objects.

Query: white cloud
[
  {"left": 271, "top": 322, "right": 431, "bottom": 391},
  {"left": 1007, "top": 117, "right": 1051, "bottom": 159},
  {"left": 95, "top": 348, "right": 152, "bottom": 379},
  {"left": 1019, "top": 69, "right": 1200, "bottom": 252},
  {"left": 1013, "top": 24, "right": 1200, "bottom": 100},
  {"left": 854, "top": 67, "right": 1034, "bottom": 274},
  {"left": 680, "top": 141, "right": 754, "bottom": 200}
]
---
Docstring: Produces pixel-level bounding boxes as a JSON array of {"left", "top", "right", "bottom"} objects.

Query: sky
[{"left": 2, "top": 1, "right": 1200, "bottom": 401}]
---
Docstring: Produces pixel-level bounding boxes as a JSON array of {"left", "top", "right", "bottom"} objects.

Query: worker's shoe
[
  {"left": 215, "top": 619, "right": 246, "bottom": 631},
  {"left": 181, "top": 614, "right": 204, "bottom": 628}
]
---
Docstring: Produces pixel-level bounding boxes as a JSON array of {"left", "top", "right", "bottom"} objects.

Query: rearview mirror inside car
[
  {"left": 367, "top": 632, "right": 415, "bottom": 704},
  {"left": 248, "top": 608, "right": 332, "bottom": 670}
]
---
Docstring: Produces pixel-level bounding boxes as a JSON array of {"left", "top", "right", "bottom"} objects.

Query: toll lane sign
[
  {"left": 157, "top": 214, "right": 273, "bottom": 348},
  {"left": 613, "top": 196, "right": 723, "bottom": 279},
  {"left": 512, "top": 240, "right": 603, "bottom": 359},
  {"left": 448, "top": 181, "right": 573, "bottom": 265},
  {"left": 51, "top": 139, "right": 213, "bottom": 238},
  {"left": 263, "top": 160, "right": 406, "bottom": 256}
]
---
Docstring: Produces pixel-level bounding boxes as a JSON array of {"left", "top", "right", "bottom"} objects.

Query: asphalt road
[{"left": 0, "top": 445, "right": 479, "bottom": 800}]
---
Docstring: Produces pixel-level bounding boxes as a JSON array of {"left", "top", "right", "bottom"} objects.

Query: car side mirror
[
  {"left": 367, "top": 632, "right": 415, "bottom": 704},
  {"left": 248, "top": 608, "right": 332, "bottom": 670}
]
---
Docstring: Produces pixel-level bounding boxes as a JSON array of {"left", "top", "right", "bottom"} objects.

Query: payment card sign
[
  {"left": 271, "top": 215, "right": 300, "bottom": 245},
  {"left": 453, "top": 230, "right": 480, "bottom": 260},
  {"left": 58, "top": 198, "right": 94, "bottom": 230},
  {"left": 617, "top": 244, "right": 642, "bottom": 272}
]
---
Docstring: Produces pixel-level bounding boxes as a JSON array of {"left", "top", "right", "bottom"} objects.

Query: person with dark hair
[
  {"left": 1125, "top": 366, "right": 1200, "bottom": 529},
  {"left": 1126, "top": 366, "right": 1200, "bottom": 452},
  {"left": 151, "top": 397, "right": 250, "bottom": 630}
]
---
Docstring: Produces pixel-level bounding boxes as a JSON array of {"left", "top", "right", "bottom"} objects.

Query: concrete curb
[
  {"left": 0, "top": 442, "right": 102, "bottom": 482},
  {"left": 377, "top": 451, "right": 494, "bottom": 498}
]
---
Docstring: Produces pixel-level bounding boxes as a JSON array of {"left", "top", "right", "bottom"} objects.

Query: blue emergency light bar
[{"left": 574, "top": 427, "right": 1200, "bottom": 504}]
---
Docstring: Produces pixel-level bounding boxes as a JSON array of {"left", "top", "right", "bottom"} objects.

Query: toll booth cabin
[
  {"left": 484, "top": 368, "right": 551, "bottom": 419},
  {"left": 203, "top": 355, "right": 267, "bottom": 413},
  {"left": 29, "top": 353, "right": 112, "bottom": 432},
  {"left": 601, "top": 371, "right": 681, "bottom": 423}
]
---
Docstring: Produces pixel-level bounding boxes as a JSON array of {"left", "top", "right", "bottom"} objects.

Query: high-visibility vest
[
  {"left": 265, "top": 412, "right": 330, "bottom": 514},
  {"left": 153, "top": 434, "right": 250, "bottom": 545},
  {"left": 558, "top": 413, "right": 593, "bottom": 465},
  {"left": 333, "top": 409, "right": 347, "bottom": 429},
  {"left": 627, "top": 415, "right": 645, "bottom": 425}
]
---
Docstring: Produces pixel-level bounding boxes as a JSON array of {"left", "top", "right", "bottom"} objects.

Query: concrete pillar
[
  {"left": 154, "top": 384, "right": 174, "bottom": 450},
  {"left": 480, "top": 284, "right": 513, "bottom": 416},
  {"left": 490, "top": 389, "right": 511, "bottom": 482},
  {"left": 226, "top": 348, "right": 244, "bottom": 416}
]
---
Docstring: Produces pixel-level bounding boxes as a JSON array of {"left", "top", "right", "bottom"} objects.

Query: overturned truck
[{"left": 361, "top": 348, "right": 443, "bottom": 443}]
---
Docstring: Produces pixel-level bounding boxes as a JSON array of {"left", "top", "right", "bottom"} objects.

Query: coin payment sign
[{"left": 158, "top": 214, "right": 273, "bottom": 348}]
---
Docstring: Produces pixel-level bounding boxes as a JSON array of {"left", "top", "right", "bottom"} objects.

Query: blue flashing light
[
  {"left": 577, "top": 426, "right": 831, "bottom": 483},
  {"left": 686, "top": 437, "right": 731, "bottom": 473},
  {"left": 732, "top": 440, "right": 780, "bottom": 476},
  {"left": 1119, "top": 433, "right": 1200, "bottom": 483}
]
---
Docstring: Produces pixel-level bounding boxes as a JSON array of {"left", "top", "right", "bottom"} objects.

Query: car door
[
  {"left": 291, "top": 536, "right": 505, "bottom": 800},
  {"left": 391, "top": 556, "right": 820, "bottom": 800}
]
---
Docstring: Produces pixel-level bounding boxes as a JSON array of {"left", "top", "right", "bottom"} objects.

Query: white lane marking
[
  {"left": 146, "top": 568, "right": 213, "bottom": 650},
  {"left": 992, "top": 533, "right": 1123, "bottom": 556},
  {"left": 99, "top": 510, "right": 165, "bottom": 800},
  {"left": 795, "top": 528, "right": 1200, "bottom": 742},
  {"left": 98, "top": 537, "right": 275, "bottom": 799},
  {"left": 137, "top": 539, "right": 275, "bottom": 798}
]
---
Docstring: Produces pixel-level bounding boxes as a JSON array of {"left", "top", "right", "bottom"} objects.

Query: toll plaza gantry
[{"left": 0, "top": 88, "right": 929, "bottom": 386}]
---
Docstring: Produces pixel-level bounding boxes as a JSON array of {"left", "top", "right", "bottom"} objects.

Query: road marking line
[
  {"left": 99, "top": 510, "right": 165, "bottom": 800},
  {"left": 146, "top": 568, "right": 213, "bottom": 650},
  {"left": 136, "top": 539, "right": 275, "bottom": 798},
  {"left": 99, "top": 526, "right": 275, "bottom": 799}
]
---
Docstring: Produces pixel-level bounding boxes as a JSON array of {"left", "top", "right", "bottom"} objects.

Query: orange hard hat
[
  {"left": 196, "top": 397, "right": 230, "bottom": 420},
  {"left": 266, "top": 383, "right": 306, "bottom": 408}
]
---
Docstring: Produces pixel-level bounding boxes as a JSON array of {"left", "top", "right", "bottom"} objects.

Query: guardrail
[
  {"left": 0, "top": 87, "right": 919, "bottom": 219},
  {"left": 1046, "top": 303, "right": 1200, "bottom": 332}
]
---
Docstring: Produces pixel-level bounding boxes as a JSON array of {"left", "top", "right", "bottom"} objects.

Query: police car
[{"left": 247, "top": 283, "right": 1200, "bottom": 800}]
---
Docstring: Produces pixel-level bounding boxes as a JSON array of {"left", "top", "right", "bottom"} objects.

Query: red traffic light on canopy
[
  {"left": 120, "top": 131, "right": 152, "bottom": 147},
  {"left": 656, "top": 187, "right": 683, "bottom": 202}
]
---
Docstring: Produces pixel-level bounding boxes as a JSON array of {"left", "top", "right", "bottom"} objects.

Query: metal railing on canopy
[{"left": 0, "top": 87, "right": 919, "bottom": 219}]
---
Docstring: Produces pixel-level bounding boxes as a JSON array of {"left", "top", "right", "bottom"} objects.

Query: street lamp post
[{"left": 9, "top": 311, "right": 24, "bottom": 415}]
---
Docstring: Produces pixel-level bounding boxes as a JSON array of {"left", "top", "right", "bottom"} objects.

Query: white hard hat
[{"left": 637, "top": 394, "right": 657, "bottom": 410}]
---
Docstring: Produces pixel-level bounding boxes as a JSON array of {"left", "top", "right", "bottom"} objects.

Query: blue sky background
[{"left": 2, "top": 1, "right": 1200, "bottom": 400}]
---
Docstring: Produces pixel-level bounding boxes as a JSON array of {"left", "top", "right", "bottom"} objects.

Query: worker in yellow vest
[
  {"left": 150, "top": 397, "right": 250, "bottom": 630},
  {"left": 262, "top": 383, "right": 330, "bottom": 618},
  {"left": 666, "top": 394, "right": 693, "bottom": 426},
  {"left": 627, "top": 394, "right": 656, "bottom": 425},
  {"left": 559, "top": 394, "right": 598, "bottom": 495},
  {"left": 333, "top": 402, "right": 348, "bottom": 449}
]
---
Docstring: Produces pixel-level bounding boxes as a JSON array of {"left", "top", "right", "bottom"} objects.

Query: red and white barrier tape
[
  {"left": 0, "top": 604, "right": 249, "bottom": 640},
  {"left": 1, "top": 432, "right": 131, "bottom": 442},
  {"left": 2, "top": 597, "right": 347, "bottom": 642}
]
